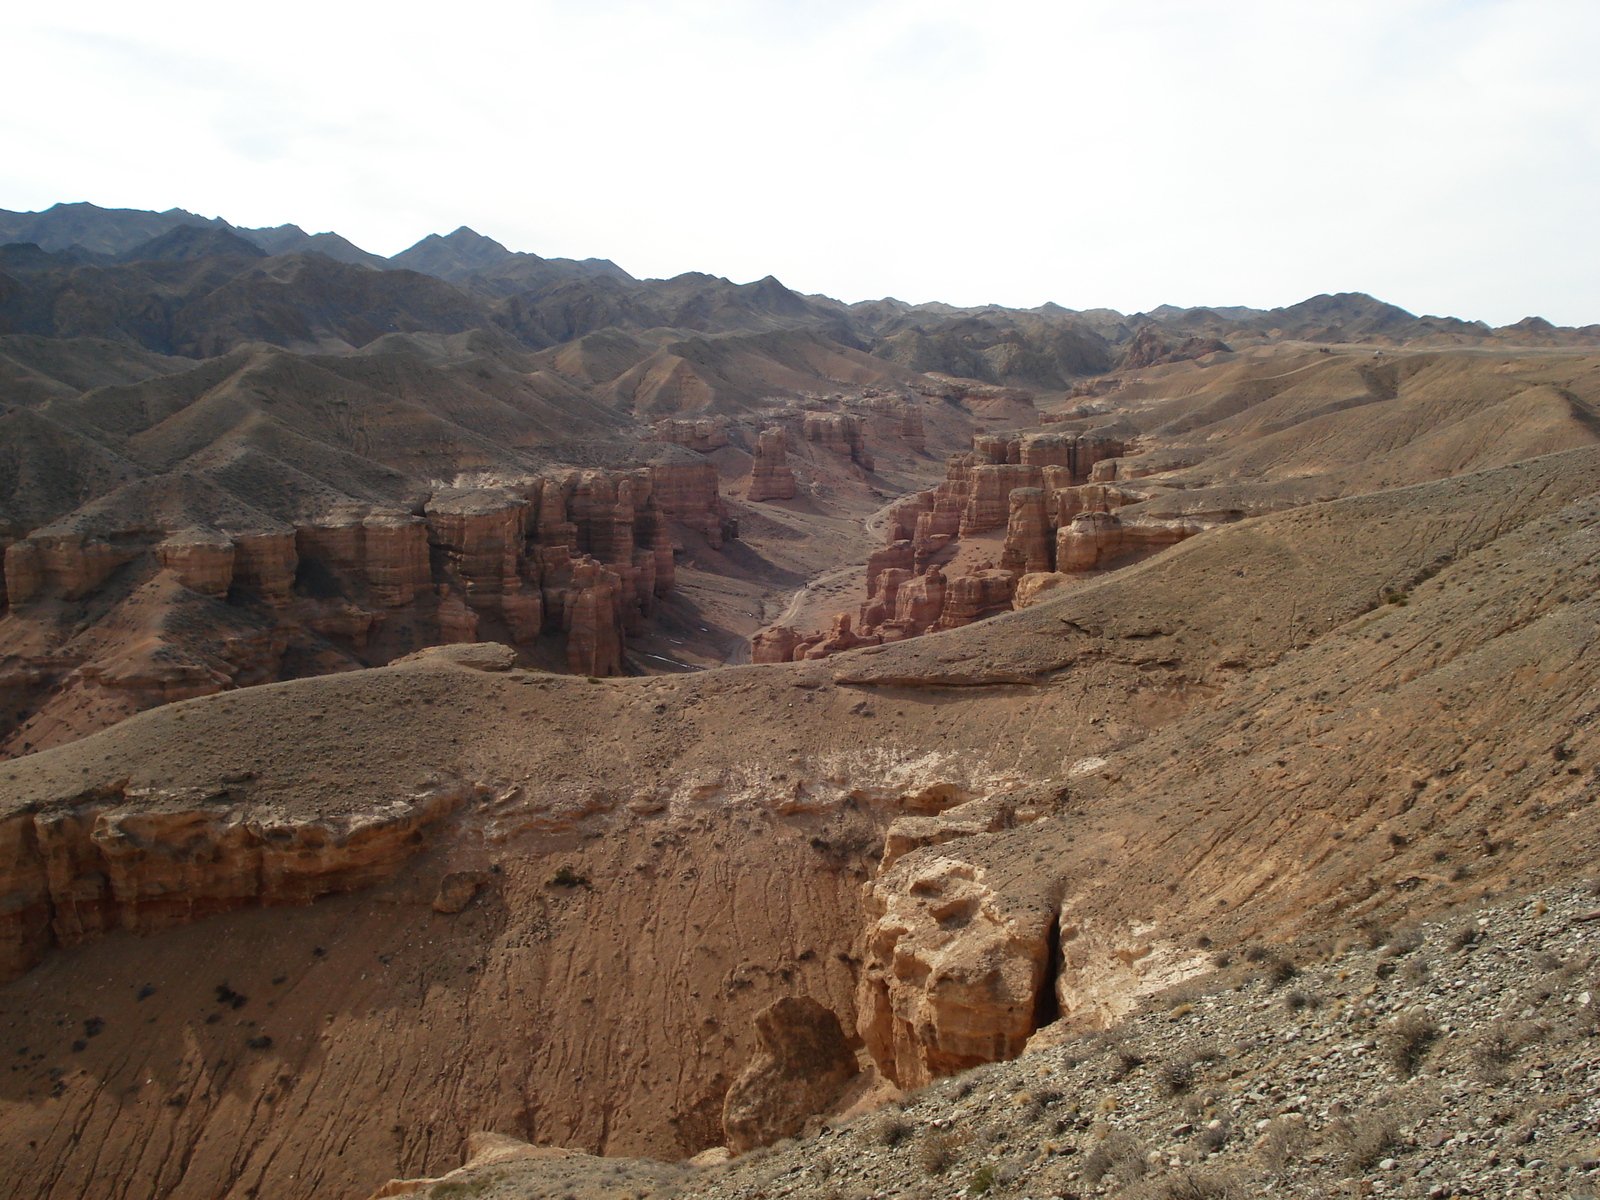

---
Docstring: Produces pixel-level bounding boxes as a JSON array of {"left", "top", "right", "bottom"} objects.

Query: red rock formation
[
  {"left": 362, "top": 513, "right": 430, "bottom": 607},
  {"left": 1000, "top": 487, "right": 1051, "bottom": 575},
  {"left": 648, "top": 460, "right": 728, "bottom": 548},
  {"left": 1055, "top": 510, "right": 1202, "bottom": 572},
  {"left": 425, "top": 488, "right": 529, "bottom": 607},
  {"left": 2, "top": 541, "right": 42, "bottom": 607},
  {"left": 897, "top": 402, "right": 926, "bottom": 452},
  {"left": 154, "top": 528, "right": 235, "bottom": 597},
  {"left": 893, "top": 565, "right": 946, "bottom": 632},
  {"left": 435, "top": 587, "right": 479, "bottom": 643},
  {"left": 0, "top": 780, "right": 469, "bottom": 982},
  {"left": 749, "top": 625, "right": 802, "bottom": 664},
  {"left": 936, "top": 568, "right": 1017, "bottom": 630},
  {"left": 960, "top": 464, "right": 1044, "bottom": 536},
  {"left": 231, "top": 531, "right": 297, "bottom": 607},
  {"left": 1013, "top": 571, "right": 1072, "bottom": 608},
  {"left": 646, "top": 418, "right": 729, "bottom": 453},
  {"left": 865, "top": 541, "right": 915, "bottom": 597},
  {"left": 802, "top": 412, "right": 873, "bottom": 470},
  {"left": 746, "top": 428, "right": 797, "bottom": 502},
  {"left": 563, "top": 559, "right": 624, "bottom": 676},
  {"left": 800, "top": 613, "right": 872, "bottom": 659},
  {"left": 857, "top": 853, "right": 1052, "bottom": 1088},
  {"left": 886, "top": 493, "right": 933, "bottom": 541},
  {"left": 722, "top": 997, "right": 858, "bottom": 1152}
]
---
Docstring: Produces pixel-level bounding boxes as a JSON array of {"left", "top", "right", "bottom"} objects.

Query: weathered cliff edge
[{"left": 0, "top": 780, "right": 469, "bottom": 982}]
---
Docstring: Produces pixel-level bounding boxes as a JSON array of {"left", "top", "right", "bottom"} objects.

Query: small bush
[
  {"left": 1195, "top": 1123, "right": 1228, "bottom": 1154},
  {"left": 1283, "top": 990, "right": 1312, "bottom": 1013},
  {"left": 1382, "top": 928, "right": 1425, "bottom": 957},
  {"left": 1333, "top": 1115, "right": 1395, "bottom": 1175},
  {"left": 918, "top": 1129, "right": 966, "bottom": 1176},
  {"left": 1450, "top": 925, "right": 1482, "bottom": 950},
  {"left": 968, "top": 1162, "right": 997, "bottom": 1195},
  {"left": 1158, "top": 1058, "right": 1194, "bottom": 1095},
  {"left": 1155, "top": 1169, "right": 1240, "bottom": 1200},
  {"left": 1385, "top": 1008, "right": 1438, "bottom": 1077},
  {"left": 875, "top": 1112, "right": 913, "bottom": 1147},
  {"left": 1262, "top": 956, "right": 1298, "bottom": 987},
  {"left": 1108, "top": 1046, "right": 1147, "bottom": 1081},
  {"left": 1083, "top": 1129, "right": 1148, "bottom": 1185},
  {"left": 547, "top": 866, "right": 592, "bottom": 890},
  {"left": 1243, "top": 945, "right": 1270, "bottom": 963},
  {"left": 1472, "top": 1020, "right": 1548, "bottom": 1080},
  {"left": 1257, "top": 1115, "right": 1306, "bottom": 1175}
]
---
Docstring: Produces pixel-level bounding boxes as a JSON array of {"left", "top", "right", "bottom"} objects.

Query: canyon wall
[
  {"left": 0, "top": 461, "right": 731, "bottom": 756},
  {"left": 754, "top": 428, "right": 1214, "bottom": 662}
]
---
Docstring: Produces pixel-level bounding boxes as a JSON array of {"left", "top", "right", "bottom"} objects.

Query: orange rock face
[
  {"left": 154, "top": 529, "right": 236, "bottom": 597},
  {"left": 749, "top": 624, "right": 802, "bottom": 664},
  {"left": 856, "top": 853, "right": 1053, "bottom": 1089},
  {"left": 0, "top": 780, "right": 469, "bottom": 983},
  {"left": 1000, "top": 487, "right": 1051, "bottom": 575},
  {"left": 774, "top": 426, "right": 1205, "bottom": 661},
  {"left": 646, "top": 418, "right": 729, "bottom": 453},
  {"left": 960, "top": 464, "right": 1044, "bottom": 536},
  {"left": 746, "top": 427, "right": 797, "bottom": 502}
]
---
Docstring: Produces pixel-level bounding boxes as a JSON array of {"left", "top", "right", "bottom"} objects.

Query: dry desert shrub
[
  {"left": 1194, "top": 1122, "right": 1229, "bottom": 1154},
  {"left": 1083, "top": 1128, "right": 1149, "bottom": 1185},
  {"left": 1261, "top": 955, "right": 1298, "bottom": 987},
  {"left": 1256, "top": 1114, "right": 1308, "bottom": 1176},
  {"left": 1384, "top": 1007, "right": 1438, "bottom": 1077},
  {"left": 917, "top": 1128, "right": 968, "bottom": 1176},
  {"left": 874, "top": 1110, "right": 913, "bottom": 1147},
  {"left": 1108, "top": 1044, "right": 1147, "bottom": 1082},
  {"left": 1381, "top": 927, "right": 1425, "bottom": 957},
  {"left": 1330, "top": 1114, "right": 1396, "bottom": 1175},
  {"left": 1471, "top": 1019, "right": 1549, "bottom": 1081},
  {"left": 1157, "top": 1057, "right": 1195, "bottom": 1096},
  {"left": 1148, "top": 1168, "right": 1243, "bottom": 1200}
]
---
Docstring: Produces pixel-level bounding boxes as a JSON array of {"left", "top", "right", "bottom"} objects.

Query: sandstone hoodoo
[
  {"left": 745, "top": 427, "right": 797, "bottom": 502},
  {"left": 2, "top": 198, "right": 1600, "bottom": 1200}
]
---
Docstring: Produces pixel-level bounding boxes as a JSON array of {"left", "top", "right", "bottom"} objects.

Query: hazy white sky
[{"left": 3, "top": 0, "right": 1597, "bottom": 325}]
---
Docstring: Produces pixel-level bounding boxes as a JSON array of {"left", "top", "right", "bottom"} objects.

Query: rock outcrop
[
  {"left": 772, "top": 427, "right": 1215, "bottom": 661},
  {"left": 0, "top": 779, "right": 469, "bottom": 982},
  {"left": 802, "top": 412, "right": 874, "bottom": 471},
  {"left": 856, "top": 853, "right": 1054, "bottom": 1089},
  {"left": 646, "top": 418, "right": 729, "bottom": 453},
  {"left": 749, "top": 624, "right": 802, "bottom": 664},
  {"left": 746, "top": 427, "right": 797, "bottom": 502},
  {"left": 720, "top": 997, "right": 858, "bottom": 1152}
]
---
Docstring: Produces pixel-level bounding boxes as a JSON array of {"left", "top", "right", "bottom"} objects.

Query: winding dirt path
[{"left": 765, "top": 494, "right": 912, "bottom": 634}]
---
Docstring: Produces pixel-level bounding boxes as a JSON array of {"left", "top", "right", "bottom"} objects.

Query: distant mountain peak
[{"left": 390, "top": 226, "right": 533, "bottom": 281}]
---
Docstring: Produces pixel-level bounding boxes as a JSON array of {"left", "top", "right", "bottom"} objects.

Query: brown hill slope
[{"left": 1, "top": 448, "right": 1597, "bottom": 1198}]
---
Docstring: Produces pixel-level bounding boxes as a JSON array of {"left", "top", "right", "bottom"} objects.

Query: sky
[{"left": 2, "top": 0, "right": 1597, "bottom": 326}]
